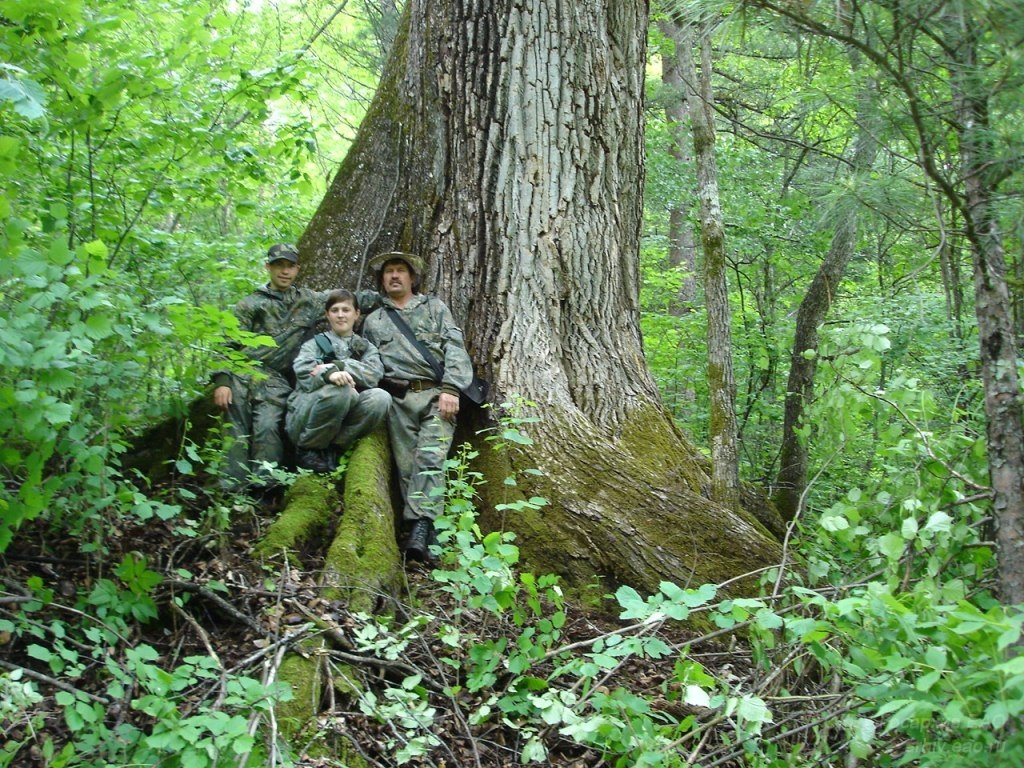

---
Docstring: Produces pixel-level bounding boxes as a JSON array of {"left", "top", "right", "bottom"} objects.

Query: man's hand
[
  {"left": 438, "top": 391, "right": 460, "bottom": 421},
  {"left": 213, "top": 385, "right": 232, "bottom": 410}
]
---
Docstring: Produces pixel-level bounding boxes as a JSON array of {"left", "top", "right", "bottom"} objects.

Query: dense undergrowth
[
  {"left": 1, "top": 146, "right": 1021, "bottom": 768},
  {"left": 2, "top": 404, "right": 1023, "bottom": 767}
]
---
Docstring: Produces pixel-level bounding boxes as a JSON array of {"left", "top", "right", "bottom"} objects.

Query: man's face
[
  {"left": 266, "top": 259, "right": 299, "bottom": 291},
  {"left": 326, "top": 300, "right": 359, "bottom": 336},
  {"left": 381, "top": 261, "right": 413, "bottom": 299}
]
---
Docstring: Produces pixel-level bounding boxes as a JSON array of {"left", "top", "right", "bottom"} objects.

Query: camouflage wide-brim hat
[{"left": 368, "top": 251, "right": 425, "bottom": 275}]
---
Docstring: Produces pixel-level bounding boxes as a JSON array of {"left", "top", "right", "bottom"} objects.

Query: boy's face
[{"left": 266, "top": 259, "right": 299, "bottom": 291}]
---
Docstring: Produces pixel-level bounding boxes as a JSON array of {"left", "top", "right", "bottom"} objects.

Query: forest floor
[{"left": 1, "top": 484, "right": 799, "bottom": 768}]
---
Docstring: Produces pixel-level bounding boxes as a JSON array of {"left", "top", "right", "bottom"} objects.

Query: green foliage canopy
[{"left": 0, "top": 0, "right": 383, "bottom": 549}]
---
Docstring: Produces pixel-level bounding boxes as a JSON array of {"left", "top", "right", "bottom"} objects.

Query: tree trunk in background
[
  {"left": 936, "top": 201, "right": 966, "bottom": 336},
  {"left": 674, "top": 19, "right": 739, "bottom": 509},
  {"left": 948, "top": 22, "right": 1024, "bottom": 604},
  {"left": 657, "top": 20, "right": 698, "bottom": 310},
  {"left": 299, "top": 0, "right": 782, "bottom": 595},
  {"left": 773, "top": 59, "right": 880, "bottom": 521}
]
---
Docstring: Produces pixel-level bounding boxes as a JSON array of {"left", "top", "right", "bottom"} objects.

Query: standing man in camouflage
[
  {"left": 212, "top": 243, "right": 327, "bottom": 492},
  {"left": 361, "top": 251, "right": 474, "bottom": 560}
]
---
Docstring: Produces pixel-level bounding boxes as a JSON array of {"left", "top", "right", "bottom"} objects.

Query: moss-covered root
[
  {"left": 253, "top": 475, "right": 340, "bottom": 566},
  {"left": 274, "top": 642, "right": 324, "bottom": 743},
  {"left": 322, "top": 429, "right": 402, "bottom": 614},
  {"left": 272, "top": 643, "right": 371, "bottom": 766}
]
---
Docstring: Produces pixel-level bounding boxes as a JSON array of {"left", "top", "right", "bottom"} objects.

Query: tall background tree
[
  {"left": 668, "top": 14, "right": 741, "bottom": 509},
  {"left": 773, "top": 36, "right": 882, "bottom": 521}
]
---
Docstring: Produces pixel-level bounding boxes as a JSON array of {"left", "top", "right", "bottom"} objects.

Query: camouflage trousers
[
  {"left": 285, "top": 385, "right": 391, "bottom": 454},
  {"left": 387, "top": 387, "right": 455, "bottom": 522},
  {"left": 219, "top": 370, "right": 292, "bottom": 488}
]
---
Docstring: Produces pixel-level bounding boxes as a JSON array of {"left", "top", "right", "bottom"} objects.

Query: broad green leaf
[
  {"left": 984, "top": 700, "right": 1010, "bottom": 729},
  {"left": 923, "top": 645, "right": 947, "bottom": 671},
  {"left": 924, "top": 511, "right": 952, "bottom": 533},
  {"left": 821, "top": 513, "right": 849, "bottom": 532},
  {"left": 84, "top": 314, "right": 115, "bottom": 339},
  {"left": 615, "top": 585, "right": 649, "bottom": 620},
  {"left": 877, "top": 533, "right": 905, "bottom": 560},
  {"left": 685, "top": 684, "right": 711, "bottom": 708},
  {"left": 735, "top": 695, "right": 772, "bottom": 725},
  {"left": 0, "top": 76, "right": 47, "bottom": 119},
  {"left": 846, "top": 716, "right": 876, "bottom": 758}
]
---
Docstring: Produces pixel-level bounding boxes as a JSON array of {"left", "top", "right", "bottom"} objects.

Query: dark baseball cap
[{"left": 266, "top": 243, "right": 299, "bottom": 264}]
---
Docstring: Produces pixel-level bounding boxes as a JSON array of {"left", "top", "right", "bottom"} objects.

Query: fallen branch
[{"left": 163, "top": 578, "right": 267, "bottom": 636}]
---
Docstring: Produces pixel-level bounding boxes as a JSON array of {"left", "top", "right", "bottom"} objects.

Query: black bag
[
  {"left": 313, "top": 333, "right": 336, "bottom": 364},
  {"left": 384, "top": 307, "right": 489, "bottom": 408},
  {"left": 460, "top": 376, "right": 489, "bottom": 406}
]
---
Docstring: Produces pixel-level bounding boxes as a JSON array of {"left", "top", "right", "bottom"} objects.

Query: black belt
[{"left": 406, "top": 379, "right": 440, "bottom": 392}]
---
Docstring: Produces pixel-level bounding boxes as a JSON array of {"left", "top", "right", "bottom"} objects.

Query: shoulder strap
[
  {"left": 314, "top": 333, "right": 336, "bottom": 361},
  {"left": 385, "top": 306, "right": 444, "bottom": 382}
]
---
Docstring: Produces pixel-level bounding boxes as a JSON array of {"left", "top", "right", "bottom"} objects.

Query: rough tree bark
[{"left": 299, "top": 0, "right": 782, "bottom": 596}]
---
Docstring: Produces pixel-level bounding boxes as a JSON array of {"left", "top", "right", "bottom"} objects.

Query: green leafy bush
[
  {"left": 339, "top": 402, "right": 1023, "bottom": 766},
  {"left": 0, "top": 226, "right": 181, "bottom": 550},
  {"left": 2, "top": 553, "right": 291, "bottom": 768}
]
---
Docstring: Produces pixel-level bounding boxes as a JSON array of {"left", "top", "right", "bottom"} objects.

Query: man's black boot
[
  {"left": 296, "top": 448, "right": 336, "bottom": 474},
  {"left": 404, "top": 518, "right": 433, "bottom": 562}
]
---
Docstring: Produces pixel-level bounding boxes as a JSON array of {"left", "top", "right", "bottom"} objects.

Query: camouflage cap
[{"left": 266, "top": 243, "right": 299, "bottom": 264}]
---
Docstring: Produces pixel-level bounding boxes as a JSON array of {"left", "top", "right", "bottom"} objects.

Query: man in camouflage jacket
[
  {"left": 212, "top": 244, "right": 327, "bottom": 491},
  {"left": 360, "top": 251, "right": 474, "bottom": 560}
]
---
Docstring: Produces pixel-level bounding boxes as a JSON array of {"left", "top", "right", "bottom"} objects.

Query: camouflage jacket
[
  {"left": 291, "top": 332, "right": 384, "bottom": 393},
  {"left": 361, "top": 294, "right": 473, "bottom": 396},
  {"left": 213, "top": 284, "right": 327, "bottom": 387}
]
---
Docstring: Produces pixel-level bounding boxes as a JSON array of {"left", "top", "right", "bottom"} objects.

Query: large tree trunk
[{"left": 299, "top": 0, "right": 782, "bottom": 595}]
